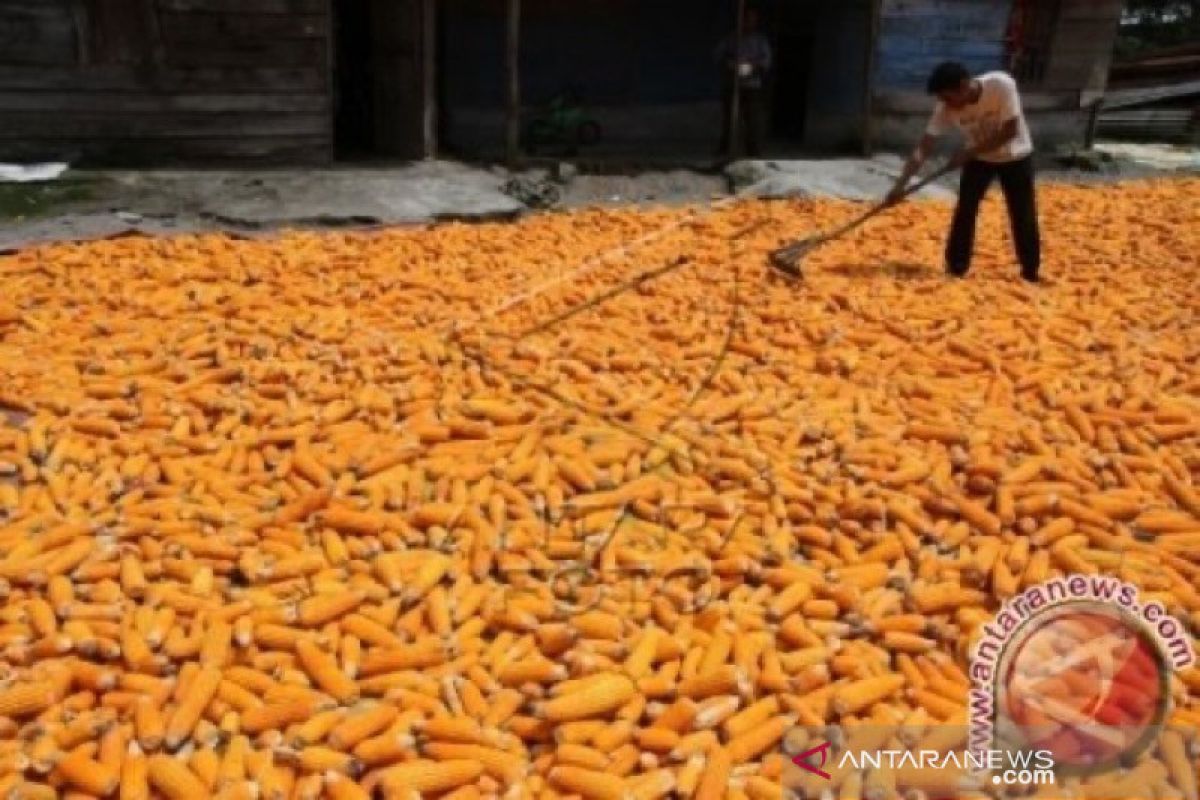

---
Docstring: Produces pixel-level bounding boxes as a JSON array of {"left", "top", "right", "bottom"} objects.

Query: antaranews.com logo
[
  {"left": 972, "top": 575, "right": 1196, "bottom": 783},
  {"left": 784, "top": 574, "right": 1199, "bottom": 798}
]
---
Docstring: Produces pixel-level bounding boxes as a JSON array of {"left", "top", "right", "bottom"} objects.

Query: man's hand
[{"left": 888, "top": 135, "right": 935, "bottom": 207}]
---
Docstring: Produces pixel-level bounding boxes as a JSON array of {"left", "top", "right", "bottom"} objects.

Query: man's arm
[{"left": 886, "top": 132, "right": 937, "bottom": 204}]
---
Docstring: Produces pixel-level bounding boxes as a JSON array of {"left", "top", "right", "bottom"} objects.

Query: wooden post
[
  {"left": 1084, "top": 98, "right": 1102, "bottom": 149},
  {"left": 69, "top": 0, "right": 92, "bottom": 65},
  {"left": 422, "top": 0, "right": 437, "bottom": 159},
  {"left": 861, "top": 0, "right": 882, "bottom": 156},
  {"left": 139, "top": 0, "right": 165, "bottom": 70},
  {"left": 326, "top": 0, "right": 337, "bottom": 163},
  {"left": 505, "top": 0, "right": 521, "bottom": 166},
  {"left": 725, "top": 0, "right": 746, "bottom": 160}
]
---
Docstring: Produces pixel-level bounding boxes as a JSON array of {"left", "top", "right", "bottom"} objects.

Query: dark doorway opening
[
  {"left": 333, "top": 0, "right": 376, "bottom": 158},
  {"left": 770, "top": 1, "right": 817, "bottom": 145},
  {"left": 333, "top": 0, "right": 429, "bottom": 160},
  {"left": 764, "top": 0, "right": 873, "bottom": 153}
]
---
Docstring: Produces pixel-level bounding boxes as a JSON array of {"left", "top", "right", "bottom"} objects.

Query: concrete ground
[{"left": 1, "top": 142, "right": 1196, "bottom": 251}]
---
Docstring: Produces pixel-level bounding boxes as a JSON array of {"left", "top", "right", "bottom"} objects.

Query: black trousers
[
  {"left": 947, "top": 156, "right": 1041, "bottom": 279},
  {"left": 718, "top": 86, "right": 764, "bottom": 158}
]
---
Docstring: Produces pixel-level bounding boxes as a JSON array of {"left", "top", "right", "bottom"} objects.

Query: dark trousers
[
  {"left": 719, "top": 86, "right": 764, "bottom": 158},
  {"left": 947, "top": 156, "right": 1041, "bottom": 279}
]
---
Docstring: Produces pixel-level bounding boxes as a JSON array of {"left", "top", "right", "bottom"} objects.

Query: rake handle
[
  {"left": 769, "top": 160, "right": 959, "bottom": 275},
  {"left": 825, "top": 161, "right": 958, "bottom": 242}
]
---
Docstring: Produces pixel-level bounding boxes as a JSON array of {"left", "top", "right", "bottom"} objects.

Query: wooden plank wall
[{"left": 0, "top": 0, "right": 332, "bottom": 164}]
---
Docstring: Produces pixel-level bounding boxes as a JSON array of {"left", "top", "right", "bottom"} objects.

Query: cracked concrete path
[
  {"left": 0, "top": 161, "right": 525, "bottom": 251},
  {"left": 2, "top": 147, "right": 1193, "bottom": 251}
]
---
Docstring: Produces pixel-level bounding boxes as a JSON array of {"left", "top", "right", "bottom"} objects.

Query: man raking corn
[
  {"left": 889, "top": 61, "right": 1042, "bottom": 284},
  {"left": 770, "top": 61, "right": 1042, "bottom": 282}
]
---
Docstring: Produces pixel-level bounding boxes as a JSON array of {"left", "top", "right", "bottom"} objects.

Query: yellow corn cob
[
  {"left": 148, "top": 754, "right": 210, "bottom": 800},
  {"left": 376, "top": 759, "right": 484, "bottom": 793},
  {"left": 536, "top": 673, "right": 636, "bottom": 722}
]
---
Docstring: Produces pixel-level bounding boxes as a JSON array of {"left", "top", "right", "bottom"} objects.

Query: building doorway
[
  {"left": 332, "top": 0, "right": 430, "bottom": 160},
  {"left": 766, "top": 0, "right": 873, "bottom": 153},
  {"left": 333, "top": 0, "right": 375, "bottom": 157},
  {"left": 770, "top": 1, "right": 817, "bottom": 145}
]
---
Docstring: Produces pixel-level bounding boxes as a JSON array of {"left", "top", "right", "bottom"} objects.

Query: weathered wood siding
[{"left": 0, "top": 0, "right": 332, "bottom": 164}]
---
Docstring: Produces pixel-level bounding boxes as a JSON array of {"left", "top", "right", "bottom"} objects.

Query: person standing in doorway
[
  {"left": 716, "top": 8, "right": 772, "bottom": 158},
  {"left": 887, "top": 62, "right": 1042, "bottom": 283}
]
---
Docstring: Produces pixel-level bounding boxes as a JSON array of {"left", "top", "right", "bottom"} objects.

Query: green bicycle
[{"left": 526, "top": 90, "right": 602, "bottom": 156}]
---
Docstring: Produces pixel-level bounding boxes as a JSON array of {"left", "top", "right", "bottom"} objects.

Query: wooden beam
[
  {"left": 873, "top": 89, "right": 1082, "bottom": 114},
  {"left": 157, "top": 0, "right": 326, "bottom": 12},
  {"left": 69, "top": 0, "right": 92, "bottom": 65},
  {"left": 1084, "top": 99, "right": 1102, "bottom": 148},
  {"left": 862, "top": 0, "right": 882, "bottom": 156},
  {"left": 505, "top": 0, "right": 520, "bottom": 167},
  {"left": 1100, "top": 109, "right": 1195, "bottom": 123},
  {"left": 0, "top": 92, "right": 328, "bottom": 113},
  {"left": 0, "top": 64, "right": 326, "bottom": 93},
  {"left": 726, "top": 0, "right": 745, "bottom": 159},
  {"left": 325, "top": 0, "right": 335, "bottom": 162},
  {"left": 422, "top": 0, "right": 437, "bottom": 158},
  {"left": 1102, "top": 79, "right": 1200, "bottom": 110}
]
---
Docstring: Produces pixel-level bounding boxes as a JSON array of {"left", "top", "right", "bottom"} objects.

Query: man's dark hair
[{"left": 926, "top": 61, "right": 970, "bottom": 95}]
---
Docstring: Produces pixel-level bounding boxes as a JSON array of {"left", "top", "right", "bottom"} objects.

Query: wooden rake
[{"left": 768, "top": 162, "right": 957, "bottom": 279}]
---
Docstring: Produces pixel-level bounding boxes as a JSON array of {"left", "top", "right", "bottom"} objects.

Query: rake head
[{"left": 768, "top": 233, "right": 828, "bottom": 279}]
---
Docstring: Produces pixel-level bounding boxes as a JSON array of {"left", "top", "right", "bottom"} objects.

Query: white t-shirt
[{"left": 926, "top": 71, "right": 1033, "bottom": 163}]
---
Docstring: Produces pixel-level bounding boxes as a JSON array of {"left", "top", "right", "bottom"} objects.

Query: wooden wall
[
  {"left": 873, "top": 0, "right": 1012, "bottom": 91},
  {"left": 0, "top": 0, "right": 332, "bottom": 165}
]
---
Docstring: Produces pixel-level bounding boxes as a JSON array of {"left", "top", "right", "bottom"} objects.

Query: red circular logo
[{"left": 997, "top": 603, "right": 1169, "bottom": 769}]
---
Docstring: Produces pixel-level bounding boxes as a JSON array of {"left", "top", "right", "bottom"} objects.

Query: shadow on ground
[{"left": 823, "top": 261, "right": 934, "bottom": 281}]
